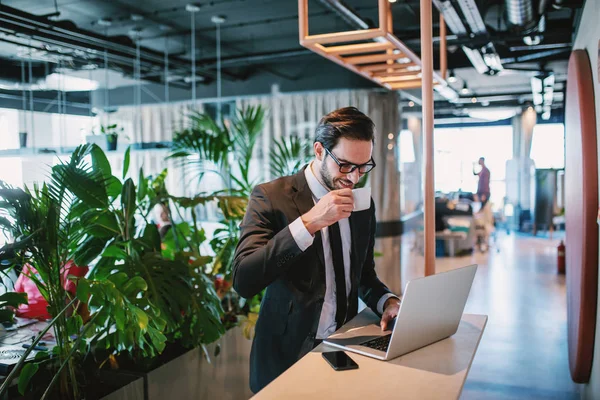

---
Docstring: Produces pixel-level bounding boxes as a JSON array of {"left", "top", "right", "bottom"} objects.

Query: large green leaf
[
  {"left": 0, "top": 292, "right": 28, "bottom": 307},
  {"left": 80, "top": 209, "right": 120, "bottom": 238},
  {"left": 76, "top": 278, "right": 90, "bottom": 302},
  {"left": 141, "top": 223, "right": 161, "bottom": 252},
  {"left": 18, "top": 363, "right": 39, "bottom": 395},
  {"left": 91, "top": 144, "right": 112, "bottom": 179},
  {"left": 123, "top": 276, "right": 148, "bottom": 297},
  {"left": 101, "top": 244, "right": 128, "bottom": 259},
  {"left": 106, "top": 176, "right": 123, "bottom": 200},
  {"left": 121, "top": 179, "right": 136, "bottom": 239},
  {"left": 138, "top": 168, "right": 148, "bottom": 202},
  {"left": 72, "top": 236, "right": 106, "bottom": 267},
  {"left": 123, "top": 147, "right": 131, "bottom": 179}
]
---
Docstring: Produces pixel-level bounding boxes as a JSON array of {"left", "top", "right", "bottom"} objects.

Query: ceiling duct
[{"left": 505, "top": 0, "right": 538, "bottom": 33}]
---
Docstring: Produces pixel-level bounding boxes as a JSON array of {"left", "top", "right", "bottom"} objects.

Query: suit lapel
[{"left": 291, "top": 168, "right": 325, "bottom": 279}]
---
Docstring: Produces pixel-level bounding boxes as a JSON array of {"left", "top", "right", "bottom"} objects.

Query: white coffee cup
[{"left": 352, "top": 187, "right": 371, "bottom": 212}]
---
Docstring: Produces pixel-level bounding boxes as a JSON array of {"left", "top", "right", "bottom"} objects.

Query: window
[
  {"left": 0, "top": 107, "right": 97, "bottom": 187},
  {"left": 530, "top": 123, "right": 565, "bottom": 169},
  {"left": 434, "top": 125, "right": 513, "bottom": 210}
]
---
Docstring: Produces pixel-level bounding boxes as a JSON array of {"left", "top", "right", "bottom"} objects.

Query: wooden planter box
[
  {"left": 146, "top": 327, "right": 253, "bottom": 400},
  {"left": 104, "top": 327, "right": 253, "bottom": 400},
  {"left": 99, "top": 371, "right": 144, "bottom": 400}
]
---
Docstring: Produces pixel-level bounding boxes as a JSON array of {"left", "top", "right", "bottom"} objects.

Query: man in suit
[{"left": 233, "top": 107, "right": 401, "bottom": 393}]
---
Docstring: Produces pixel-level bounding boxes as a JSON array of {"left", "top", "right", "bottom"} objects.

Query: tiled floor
[{"left": 400, "top": 232, "right": 581, "bottom": 399}]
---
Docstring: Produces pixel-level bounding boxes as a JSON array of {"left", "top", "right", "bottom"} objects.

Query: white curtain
[{"left": 236, "top": 89, "right": 370, "bottom": 181}]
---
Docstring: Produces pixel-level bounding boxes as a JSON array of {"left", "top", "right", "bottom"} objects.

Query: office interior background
[{"left": 0, "top": 0, "right": 598, "bottom": 398}]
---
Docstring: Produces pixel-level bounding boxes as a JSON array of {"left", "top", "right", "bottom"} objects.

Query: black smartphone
[{"left": 321, "top": 351, "right": 359, "bottom": 371}]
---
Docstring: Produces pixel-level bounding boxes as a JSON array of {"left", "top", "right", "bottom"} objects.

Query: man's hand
[
  {"left": 380, "top": 297, "right": 401, "bottom": 331},
  {"left": 301, "top": 189, "right": 354, "bottom": 235}
]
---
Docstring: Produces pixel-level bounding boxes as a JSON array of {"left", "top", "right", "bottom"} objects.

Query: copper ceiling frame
[{"left": 298, "top": 0, "right": 448, "bottom": 91}]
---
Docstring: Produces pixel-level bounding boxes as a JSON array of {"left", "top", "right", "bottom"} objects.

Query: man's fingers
[
  {"left": 380, "top": 313, "right": 391, "bottom": 331},
  {"left": 335, "top": 188, "right": 353, "bottom": 197}
]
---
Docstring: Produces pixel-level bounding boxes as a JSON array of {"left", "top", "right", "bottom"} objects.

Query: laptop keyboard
[{"left": 361, "top": 334, "right": 392, "bottom": 352}]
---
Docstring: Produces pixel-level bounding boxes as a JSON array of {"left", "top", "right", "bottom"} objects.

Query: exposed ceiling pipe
[
  {"left": 538, "top": 0, "right": 552, "bottom": 15},
  {"left": 0, "top": 4, "right": 238, "bottom": 82},
  {"left": 316, "top": 0, "right": 371, "bottom": 30}
]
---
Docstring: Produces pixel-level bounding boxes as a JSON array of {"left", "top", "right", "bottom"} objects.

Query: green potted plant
[
  {"left": 0, "top": 144, "right": 151, "bottom": 399},
  {"left": 100, "top": 124, "right": 124, "bottom": 151},
  {"left": 0, "top": 144, "right": 225, "bottom": 399}
]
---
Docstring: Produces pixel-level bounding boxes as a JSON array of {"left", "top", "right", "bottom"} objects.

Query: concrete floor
[{"left": 400, "top": 232, "right": 581, "bottom": 399}]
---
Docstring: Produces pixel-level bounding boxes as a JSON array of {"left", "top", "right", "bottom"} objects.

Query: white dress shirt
[{"left": 288, "top": 163, "right": 395, "bottom": 339}]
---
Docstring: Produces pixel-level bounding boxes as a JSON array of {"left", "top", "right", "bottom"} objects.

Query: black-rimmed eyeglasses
[{"left": 324, "top": 147, "right": 376, "bottom": 174}]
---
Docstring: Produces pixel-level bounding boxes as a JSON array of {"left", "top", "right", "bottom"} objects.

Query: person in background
[
  {"left": 473, "top": 157, "right": 491, "bottom": 207},
  {"left": 232, "top": 107, "right": 400, "bottom": 393}
]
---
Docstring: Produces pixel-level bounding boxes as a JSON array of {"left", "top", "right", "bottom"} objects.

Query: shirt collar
[{"left": 304, "top": 161, "right": 329, "bottom": 200}]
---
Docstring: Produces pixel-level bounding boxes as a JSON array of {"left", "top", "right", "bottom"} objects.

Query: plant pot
[
  {"left": 106, "top": 134, "right": 118, "bottom": 151},
  {"left": 98, "top": 370, "right": 144, "bottom": 400},
  {"left": 116, "top": 327, "right": 252, "bottom": 400},
  {"left": 6, "top": 362, "right": 144, "bottom": 400},
  {"left": 19, "top": 132, "right": 27, "bottom": 148}
]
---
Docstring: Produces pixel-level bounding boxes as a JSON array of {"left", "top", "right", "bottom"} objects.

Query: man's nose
[{"left": 347, "top": 169, "right": 361, "bottom": 184}]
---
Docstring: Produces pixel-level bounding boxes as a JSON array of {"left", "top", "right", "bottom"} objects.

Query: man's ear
[{"left": 314, "top": 142, "right": 324, "bottom": 161}]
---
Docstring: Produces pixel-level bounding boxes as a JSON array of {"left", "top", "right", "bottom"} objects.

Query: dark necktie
[{"left": 328, "top": 222, "right": 347, "bottom": 329}]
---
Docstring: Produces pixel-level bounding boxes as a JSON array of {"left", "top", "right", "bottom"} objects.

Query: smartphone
[{"left": 322, "top": 351, "right": 359, "bottom": 371}]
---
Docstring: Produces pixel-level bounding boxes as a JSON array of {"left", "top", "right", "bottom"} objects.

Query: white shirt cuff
[
  {"left": 289, "top": 217, "right": 314, "bottom": 252},
  {"left": 377, "top": 293, "right": 400, "bottom": 314}
]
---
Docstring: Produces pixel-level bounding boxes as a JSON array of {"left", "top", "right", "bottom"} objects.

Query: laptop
[{"left": 323, "top": 264, "right": 477, "bottom": 361}]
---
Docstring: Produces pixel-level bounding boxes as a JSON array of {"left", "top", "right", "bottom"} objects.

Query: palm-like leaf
[
  {"left": 169, "top": 111, "right": 232, "bottom": 168},
  {"left": 169, "top": 105, "right": 265, "bottom": 193},
  {"left": 231, "top": 106, "right": 265, "bottom": 189},
  {"left": 270, "top": 135, "right": 312, "bottom": 178},
  {"left": 0, "top": 144, "right": 110, "bottom": 398}
]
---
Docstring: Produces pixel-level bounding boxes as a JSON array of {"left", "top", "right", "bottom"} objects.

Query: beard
[{"left": 319, "top": 162, "right": 354, "bottom": 191}]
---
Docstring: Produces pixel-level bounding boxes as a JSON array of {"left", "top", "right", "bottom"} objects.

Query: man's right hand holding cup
[{"left": 301, "top": 189, "right": 354, "bottom": 235}]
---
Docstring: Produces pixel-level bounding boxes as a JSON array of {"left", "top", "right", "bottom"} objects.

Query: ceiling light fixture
[
  {"left": 467, "top": 108, "right": 519, "bottom": 121},
  {"left": 447, "top": 70, "right": 457, "bottom": 83},
  {"left": 408, "top": 101, "right": 415, "bottom": 107},
  {"left": 460, "top": 82, "right": 469, "bottom": 95},
  {"left": 456, "top": 0, "right": 486, "bottom": 34},
  {"left": 97, "top": 18, "right": 112, "bottom": 27},
  {"left": 185, "top": 4, "right": 201, "bottom": 12},
  {"left": 462, "top": 46, "right": 488, "bottom": 74},
  {"left": 530, "top": 73, "right": 555, "bottom": 120},
  {"left": 432, "top": 0, "right": 467, "bottom": 35},
  {"left": 471, "top": 97, "right": 477, "bottom": 103},
  {"left": 211, "top": 15, "right": 226, "bottom": 24}
]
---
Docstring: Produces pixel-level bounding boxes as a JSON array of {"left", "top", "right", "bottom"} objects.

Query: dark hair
[
  {"left": 314, "top": 107, "right": 375, "bottom": 150},
  {"left": 479, "top": 157, "right": 485, "bottom": 162}
]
